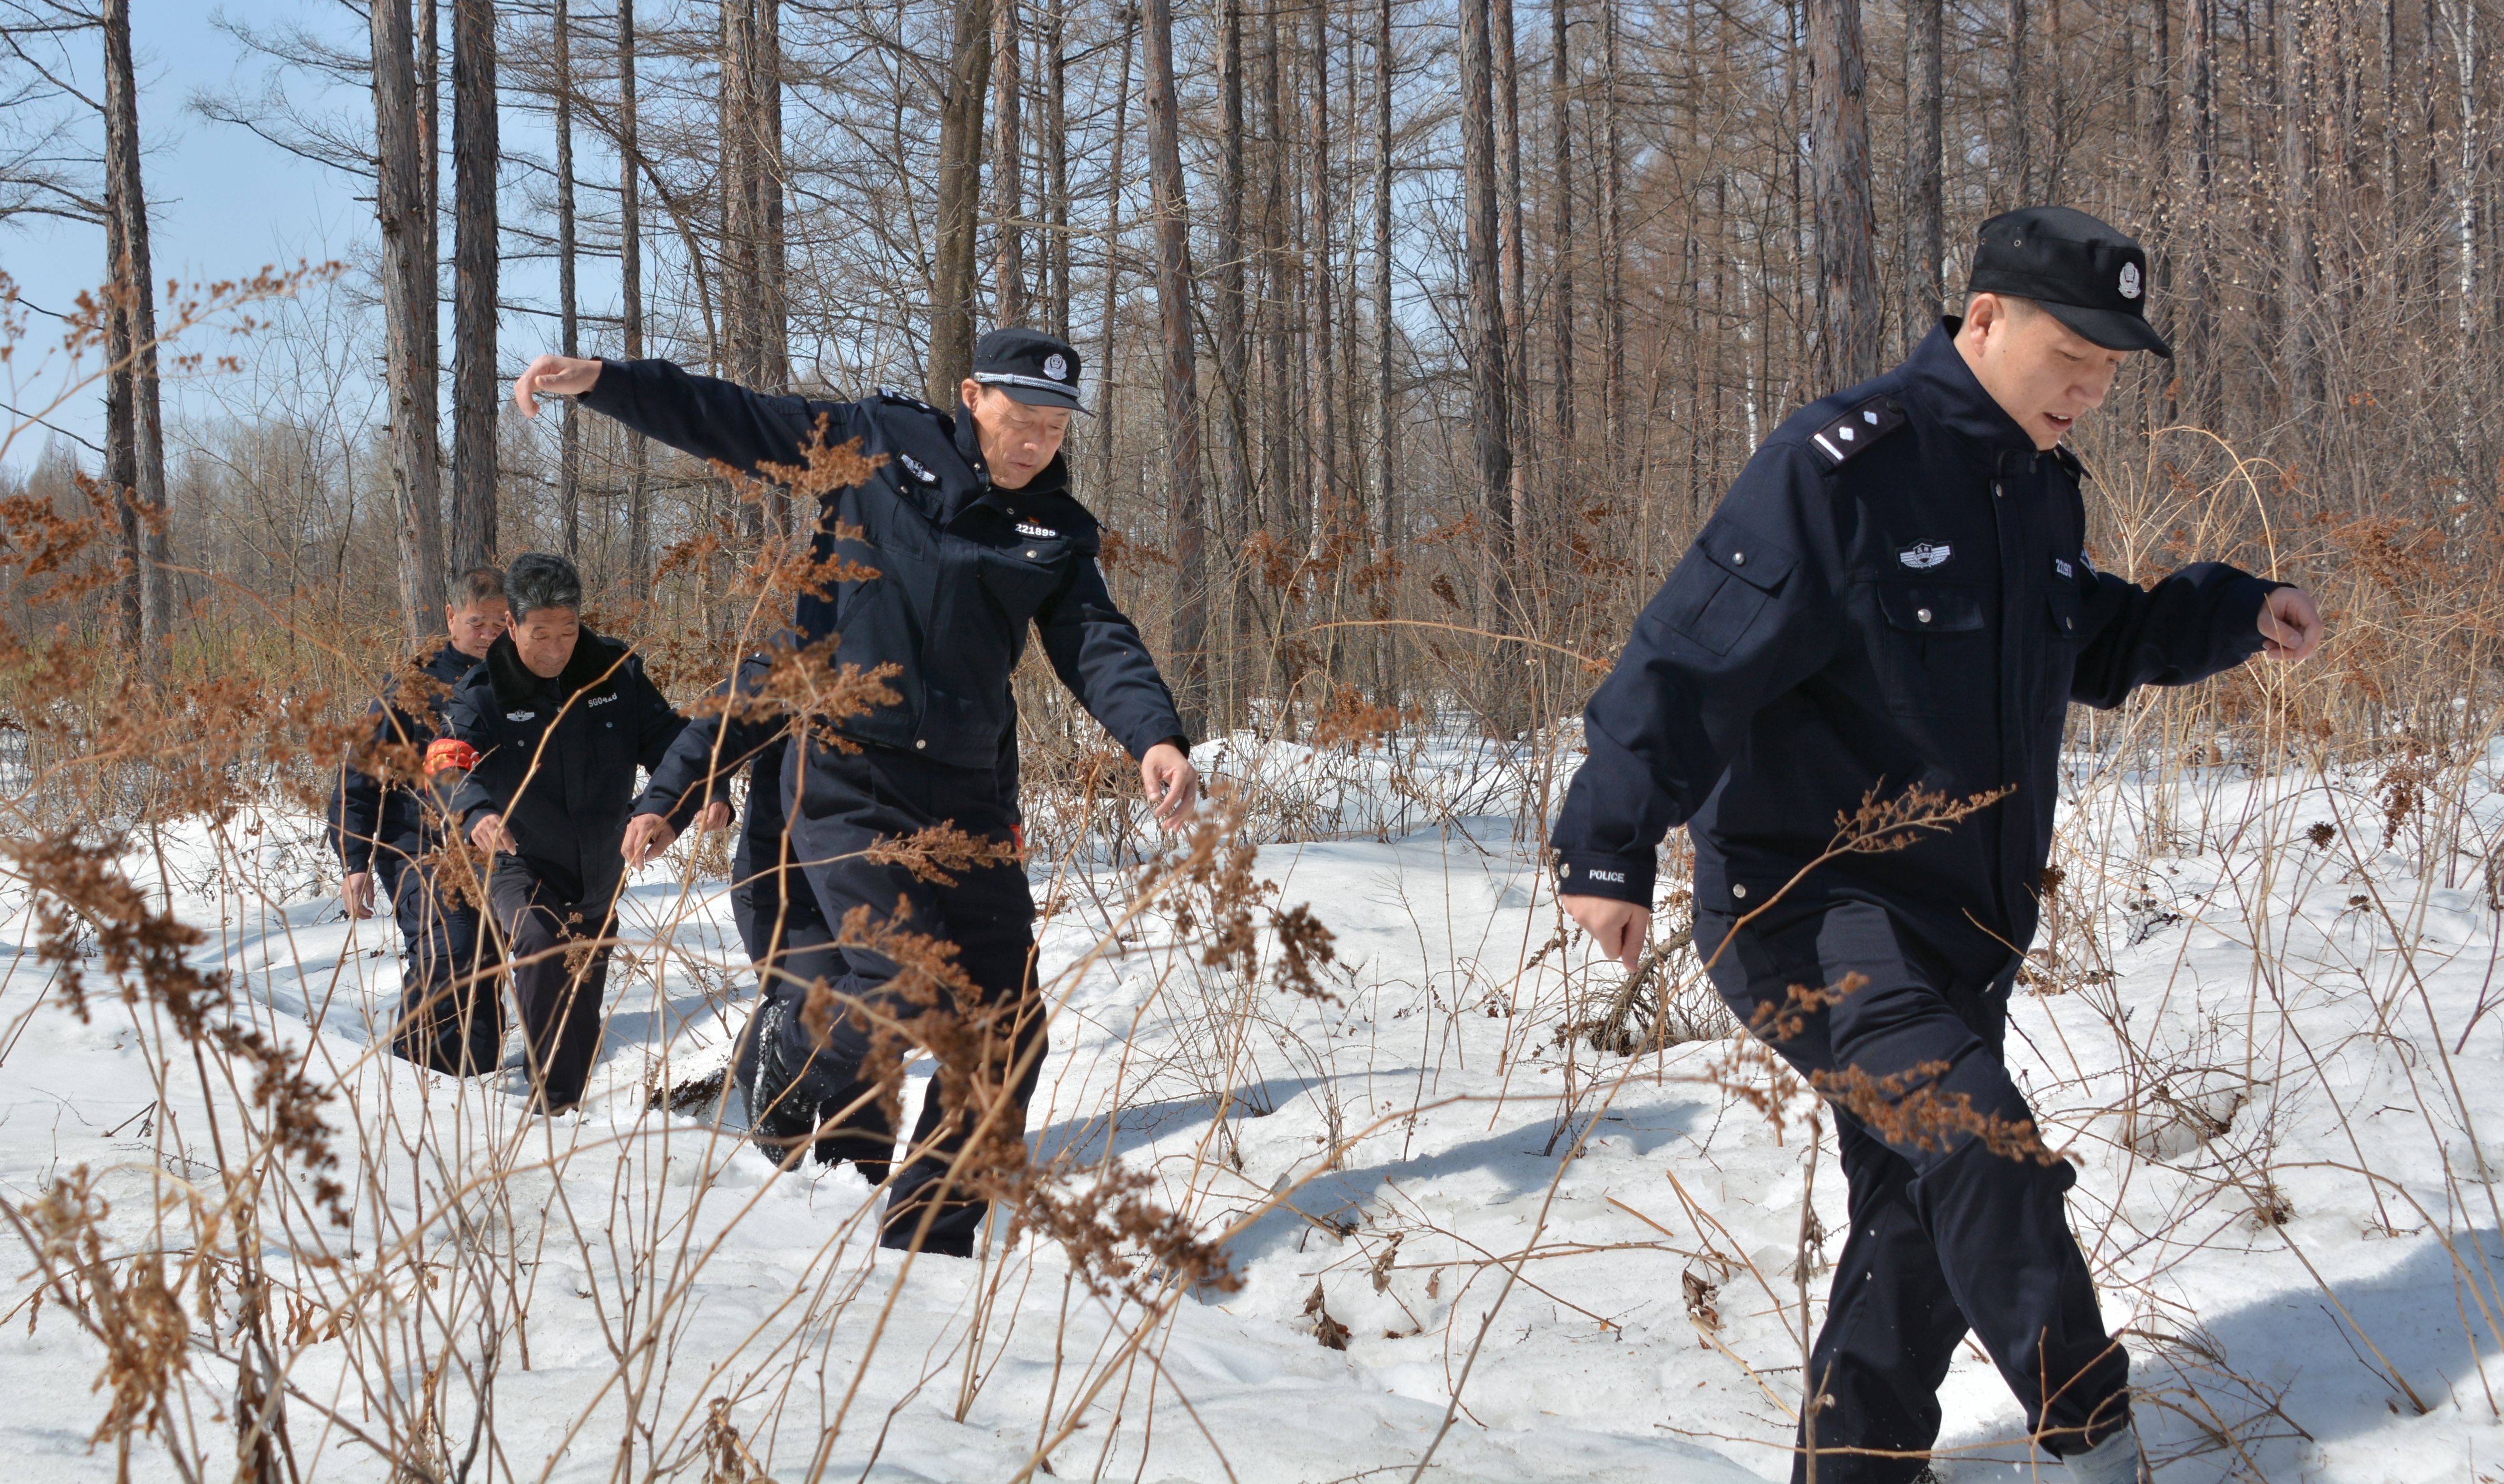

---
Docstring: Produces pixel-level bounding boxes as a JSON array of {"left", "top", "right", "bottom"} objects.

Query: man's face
[
  {"left": 511, "top": 607, "right": 580, "bottom": 679},
  {"left": 961, "top": 382, "right": 1073, "bottom": 490},
  {"left": 1955, "top": 294, "right": 2129, "bottom": 451},
  {"left": 445, "top": 597, "right": 510, "bottom": 659}
]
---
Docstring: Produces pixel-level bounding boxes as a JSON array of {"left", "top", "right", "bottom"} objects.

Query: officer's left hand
[
  {"left": 1141, "top": 742, "right": 1199, "bottom": 830},
  {"left": 2258, "top": 586, "right": 2324, "bottom": 663}
]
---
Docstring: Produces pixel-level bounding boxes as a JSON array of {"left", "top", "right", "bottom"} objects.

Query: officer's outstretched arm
[
  {"left": 2069, "top": 560, "right": 2286, "bottom": 710},
  {"left": 634, "top": 664, "right": 777, "bottom": 830},
  {"left": 1033, "top": 553, "right": 1191, "bottom": 763},
  {"left": 543, "top": 356, "right": 869, "bottom": 481},
  {"left": 1550, "top": 442, "right": 1847, "bottom": 912}
]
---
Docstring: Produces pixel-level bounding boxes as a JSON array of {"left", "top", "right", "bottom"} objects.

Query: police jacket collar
[
  {"left": 484, "top": 627, "right": 629, "bottom": 709},
  {"left": 1907, "top": 319, "right": 2049, "bottom": 468}
]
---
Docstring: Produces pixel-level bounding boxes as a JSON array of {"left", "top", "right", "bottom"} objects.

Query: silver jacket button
[
  {"left": 1731, "top": 883, "right": 1749, "bottom": 899},
  {"left": 914, "top": 739, "right": 927, "bottom": 750},
  {"left": 1730, "top": 550, "right": 1745, "bottom": 565},
  {"left": 1916, "top": 607, "right": 1934, "bottom": 624}
]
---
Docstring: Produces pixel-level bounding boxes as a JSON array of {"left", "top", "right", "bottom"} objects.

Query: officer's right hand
[
  {"left": 620, "top": 811, "right": 677, "bottom": 869},
  {"left": 342, "top": 870, "right": 374, "bottom": 920},
  {"left": 470, "top": 812, "right": 519, "bottom": 857},
  {"left": 513, "top": 354, "right": 603, "bottom": 417},
  {"left": 1562, "top": 893, "right": 1651, "bottom": 972}
]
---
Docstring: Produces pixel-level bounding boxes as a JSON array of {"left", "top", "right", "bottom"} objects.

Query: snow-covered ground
[{"left": 7, "top": 738, "right": 2504, "bottom": 1482}]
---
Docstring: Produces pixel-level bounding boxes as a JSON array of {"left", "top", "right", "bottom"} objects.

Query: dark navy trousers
[
  {"left": 752, "top": 741, "right": 1043, "bottom": 1257},
  {"left": 488, "top": 863, "right": 616, "bottom": 1111},
  {"left": 375, "top": 852, "right": 502, "bottom": 1075},
  {"left": 1698, "top": 900, "right": 2130, "bottom": 1483},
  {"left": 729, "top": 858, "right": 900, "bottom": 1178}
]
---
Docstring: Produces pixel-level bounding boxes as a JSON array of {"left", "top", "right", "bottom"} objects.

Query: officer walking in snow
[
  {"left": 619, "top": 649, "right": 899, "bottom": 1178},
  {"left": 1552, "top": 208, "right": 2323, "bottom": 1484},
  {"left": 443, "top": 553, "right": 690, "bottom": 1113},
  {"left": 510, "top": 328, "right": 1199, "bottom": 1256},
  {"left": 331, "top": 565, "right": 510, "bottom": 1073}
]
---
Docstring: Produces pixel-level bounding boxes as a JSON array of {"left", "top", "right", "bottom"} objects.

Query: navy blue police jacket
[
  {"left": 1551, "top": 323, "right": 2285, "bottom": 958},
  {"left": 576, "top": 359, "right": 1188, "bottom": 772},
  {"left": 629, "top": 653, "right": 797, "bottom": 897},
  {"left": 445, "top": 629, "right": 688, "bottom": 908},
  {"left": 329, "top": 641, "right": 482, "bottom": 876}
]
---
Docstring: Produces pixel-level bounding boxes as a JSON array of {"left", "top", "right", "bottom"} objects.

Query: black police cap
[
  {"left": 1968, "top": 205, "right": 2172, "bottom": 358},
  {"left": 971, "top": 327, "right": 1088, "bottom": 413}
]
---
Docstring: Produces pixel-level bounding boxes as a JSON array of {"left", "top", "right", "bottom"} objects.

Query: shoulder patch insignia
[
  {"left": 897, "top": 453, "right": 939, "bottom": 483},
  {"left": 1808, "top": 395, "right": 1907, "bottom": 469},
  {"left": 877, "top": 386, "right": 937, "bottom": 413}
]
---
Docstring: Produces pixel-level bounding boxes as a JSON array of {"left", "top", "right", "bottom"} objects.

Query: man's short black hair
[
  {"left": 505, "top": 552, "right": 583, "bottom": 620},
  {"left": 449, "top": 565, "right": 507, "bottom": 609}
]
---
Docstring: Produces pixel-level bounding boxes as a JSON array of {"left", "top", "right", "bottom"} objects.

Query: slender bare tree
[
  {"left": 450, "top": 0, "right": 498, "bottom": 573},
  {"left": 370, "top": 0, "right": 448, "bottom": 638},
  {"left": 1141, "top": 0, "right": 1207, "bottom": 730}
]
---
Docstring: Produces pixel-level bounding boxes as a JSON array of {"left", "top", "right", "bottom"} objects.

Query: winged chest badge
[{"left": 1897, "top": 542, "right": 1953, "bottom": 570}]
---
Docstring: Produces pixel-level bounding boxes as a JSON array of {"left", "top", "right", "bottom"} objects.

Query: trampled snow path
[{"left": 6, "top": 744, "right": 2504, "bottom": 1481}]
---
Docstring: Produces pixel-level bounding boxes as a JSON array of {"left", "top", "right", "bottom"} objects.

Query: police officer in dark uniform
[
  {"left": 1552, "top": 208, "right": 2323, "bottom": 1484},
  {"left": 511, "top": 328, "right": 1198, "bottom": 1255},
  {"left": 443, "top": 553, "right": 691, "bottom": 1112},
  {"left": 618, "top": 648, "right": 900, "bottom": 1177},
  {"left": 330, "top": 566, "right": 510, "bottom": 1073}
]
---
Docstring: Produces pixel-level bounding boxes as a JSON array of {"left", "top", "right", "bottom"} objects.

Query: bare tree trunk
[
  {"left": 1809, "top": 0, "right": 1883, "bottom": 385},
  {"left": 419, "top": 0, "right": 441, "bottom": 418},
  {"left": 2187, "top": 0, "right": 2215, "bottom": 419},
  {"left": 1046, "top": 0, "right": 1071, "bottom": 339},
  {"left": 928, "top": 0, "right": 996, "bottom": 404},
  {"left": 1550, "top": 0, "right": 1576, "bottom": 445},
  {"left": 1901, "top": 0, "right": 1943, "bottom": 355},
  {"left": 619, "top": 0, "right": 651, "bottom": 583},
  {"left": 2008, "top": 0, "right": 2031, "bottom": 202},
  {"left": 1376, "top": 0, "right": 1400, "bottom": 703},
  {"left": 1259, "top": 0, "right": 1295, "bottom": 547},
  {"left": 2151, "top": 0, "right": 2174, "bottom": 422},
  {"left": 555, "top": 0, "right": 581, "bottom": 560},
  {"left": 994, "top": 0, "right": 1028, "bottom": 326},
  {"left": 103, "top": 0, "right": 168, "bottom": 671},
  {"left": 1305, "top": 3, "right": 1339, "bottom": 553},
  {"left": 372, "top": 0, "right": 448, "bottom": 638},
  {"left": 451, "top": 0, "right": 499, "bottom": 574},
  {"left": 1460, "top": 0, "right": 1519, "bottom": 621},
  {"left": 1141, "top": 0, "right": 1208, "bottom": 733},
  {"left": 721, "top": 0, "right": 756, "bottom": 389},
  {"left": 1494, "top": 0, "right": 1528, "bottom": 551},
  {"left": 1088, "top": 8, "right": 1138, "bottom": 510},
  {"left": 1215, "top": 0, "right": 1255, "bottom": 720},
  {"left": 1600, "top": 0, "right": 1623, "bottom": 461}
]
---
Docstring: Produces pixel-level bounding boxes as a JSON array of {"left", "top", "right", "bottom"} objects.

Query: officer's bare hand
[
  {"left": 1562, "top": 893, "right": 1651, "bottom": 972},
  {"left": 470, "top": 811, "right": 519, "bottom": 857},
  {"left": 513, "top": 354, "right": 602, "bottom": 417},
  {"left": 1141, "top": 742, "right": 1199, "bottom": 830},
  {"left": 2257, "top": 586, "right": 2323, "bottom": 663},
  {"left": 342, "top": 870, "right": 374, "bottom": 920},
  {"left": 621, "top": 811, "right": 677, "bottom": 869}
]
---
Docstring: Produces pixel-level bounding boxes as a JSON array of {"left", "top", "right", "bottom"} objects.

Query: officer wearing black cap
[
  {"left": 509, "top": 328, "right": 1198, "bottom": 1256},
  {"left": 1552, "top": 207, "right": 2321, "bottom": 1484}
]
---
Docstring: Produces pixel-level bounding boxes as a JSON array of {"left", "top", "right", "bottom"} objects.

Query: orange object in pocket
[{"left": 424, "top": 737, "right": 479, "bottom": 777}]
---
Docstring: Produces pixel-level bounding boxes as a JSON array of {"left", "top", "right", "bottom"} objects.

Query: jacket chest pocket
[
  {"left": 976, "top": 536, "right": 1073, "bottom": 622},
  {"left": 1873, "top": 583, "right": 1987, "bottom": 714},
  {"left": 1663, "top": 516, "right": 1797, "bottom": 656}
]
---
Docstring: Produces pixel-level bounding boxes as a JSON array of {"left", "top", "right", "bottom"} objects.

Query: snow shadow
[{"left": 1030, "top": 1078, "right": 1317, "bottom": 1166}]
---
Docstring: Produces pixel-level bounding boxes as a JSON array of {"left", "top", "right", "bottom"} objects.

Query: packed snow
[{"left": 5, "top": 732, "right": 2504, "bottom": 1482}]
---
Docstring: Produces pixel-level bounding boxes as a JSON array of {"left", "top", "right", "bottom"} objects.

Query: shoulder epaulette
[
  {"left": 1808, "top": 395, "right": 1906, "bottom": 469},
  {"left": 876, "top": 386, "right": 938, "bottom": 414}
]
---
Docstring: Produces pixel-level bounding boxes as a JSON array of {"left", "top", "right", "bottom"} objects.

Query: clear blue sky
[{"left": 2, "top": 2, "right": 498, "bottom": 471}]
